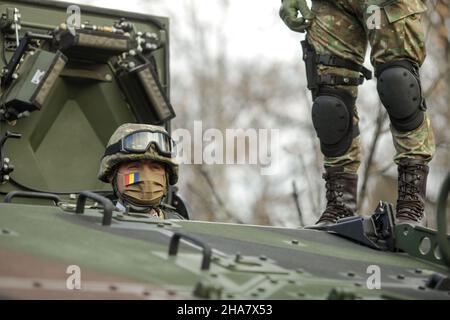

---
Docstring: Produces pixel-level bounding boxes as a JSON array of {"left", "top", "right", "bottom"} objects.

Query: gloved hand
[{"left": 279, "top": 0, "right": 314, "bottom": 33}]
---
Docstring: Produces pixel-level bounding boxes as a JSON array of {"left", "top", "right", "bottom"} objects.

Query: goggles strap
[
  {"left": 103, "top": 142, "right": 122, "bottom": 158},
  {"left": 102, "top": 139, "right": 173, "bottom": 159}
]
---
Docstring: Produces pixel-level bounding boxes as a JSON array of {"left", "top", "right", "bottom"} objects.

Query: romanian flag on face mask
[{"left": 125, "top": 172, "right": 140, "bottom": 186}]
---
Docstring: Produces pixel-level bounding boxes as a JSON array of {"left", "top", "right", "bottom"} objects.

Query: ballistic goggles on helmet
[{"left": 103, "top": 130, "right": 176, "bottom": 158}]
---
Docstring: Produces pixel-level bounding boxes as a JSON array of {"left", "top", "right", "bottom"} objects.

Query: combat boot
[
  {"left": 305, "top": 167, "right": 358, "bottom": 229},
  {"left": 396, "top": 159, "right": 429, "bottom": 226}
]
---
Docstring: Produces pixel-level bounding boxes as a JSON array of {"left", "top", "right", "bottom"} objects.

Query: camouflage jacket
[{"left": 115, "top": 201, "right": 186, "bottom": 220}]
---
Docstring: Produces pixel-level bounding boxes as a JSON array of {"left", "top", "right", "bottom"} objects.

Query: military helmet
[{"left": 98, "top": 123, "right": 178, "bottom": 185}]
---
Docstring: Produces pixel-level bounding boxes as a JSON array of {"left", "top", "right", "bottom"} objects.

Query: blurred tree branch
[
  {"left": 358, "top": 104, "right": 388, "bottom": 211},
  {"left": 292, "top": 181, "right": 304, "bottom": 226},
  {"left": 196, "top": 165, "right": 244, "bottom": 224}
]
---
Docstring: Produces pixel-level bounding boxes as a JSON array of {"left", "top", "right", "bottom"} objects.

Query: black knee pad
[
  {"left": 376, "top": 60, "right": 425, "bottom": 132},
  {"left": 312, "top": 89, "right": 358, "bottom": 157}
]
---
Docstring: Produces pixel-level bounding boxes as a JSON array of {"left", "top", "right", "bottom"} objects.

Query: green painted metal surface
[
  {"left": 0, "top": 0, "right": 169, "bottom": 195},
  {"left": 1, "top": 202, "right": 449, "bottom": 299}
]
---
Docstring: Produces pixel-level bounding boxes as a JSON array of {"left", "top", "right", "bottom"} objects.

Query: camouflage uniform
[
  {"left": 115, "top": 200, "right": 185, "bottom": 220},
  {"left": 307, "top": 0, "right": 436, "bottom": 173}
]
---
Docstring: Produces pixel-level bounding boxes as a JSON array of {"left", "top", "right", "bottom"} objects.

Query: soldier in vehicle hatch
[
  {"left": 279, "top": 0, "right": 435, "bottom": 227},
  {"left": 98, "top": 123, "right": 185, "bottom": 220}
]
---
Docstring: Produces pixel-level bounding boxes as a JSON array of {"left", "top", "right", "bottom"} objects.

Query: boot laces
[
  {"left": 318, "top": 175, "right": 353, "bottom": 223},
  {"left": 397, "top": 165, "right": 424, "bottom": 222}
]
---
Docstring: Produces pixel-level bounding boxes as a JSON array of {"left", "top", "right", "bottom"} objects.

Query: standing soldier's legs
[
  {"left": 303, "top": 1, "right": 372, "bottom": 227},
  {"left": 366, "top": 0, "right": 436, "bottom": 225}
]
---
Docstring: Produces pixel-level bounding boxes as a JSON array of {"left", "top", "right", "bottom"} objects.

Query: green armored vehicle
[{"left": 0, "top": 0, "right": 449, "bottom": 300}]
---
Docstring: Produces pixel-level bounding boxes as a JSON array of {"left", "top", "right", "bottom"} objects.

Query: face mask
[{"left": 117, "top": 167, "right": 167, "bottom": 206}]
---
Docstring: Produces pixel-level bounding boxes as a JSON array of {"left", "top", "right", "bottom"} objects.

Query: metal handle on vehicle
[
  {"left": 4, "top": 191, "right": 61, "bottom": 205},
  {"left": 76, "top": 191, "right": 114, "bottom": 226},
  {"left": 437, "top": 172, "right": 450, "bottom": 269},
  {"left": 168, "top": 231, "right": 212, "bottom": 271}
]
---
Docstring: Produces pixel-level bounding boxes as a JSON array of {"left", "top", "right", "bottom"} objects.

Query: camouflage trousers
[{"left": 306, "top": 0, "right": 436, "bottom": 173}]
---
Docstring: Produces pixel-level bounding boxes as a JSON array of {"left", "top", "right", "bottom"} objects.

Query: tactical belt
[
  {"left": 317, "top": 73, "right": 364, "bottom": 86},
  {"left": 301, "top": 40, "right": 373, "bottom": 98},
  {"left": 316, "top": 54, "right": 373, "bottom": 83}
]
